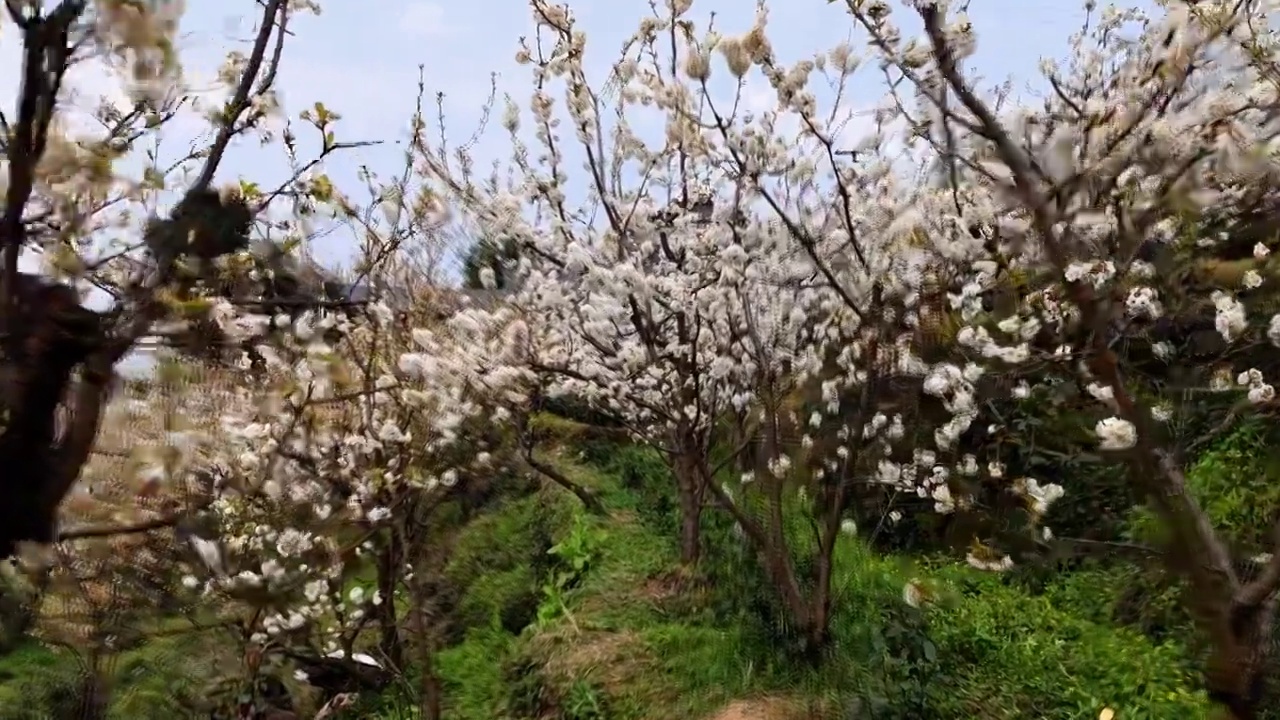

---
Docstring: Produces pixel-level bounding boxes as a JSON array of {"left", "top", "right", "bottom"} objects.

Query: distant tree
[{"left": 461, "top": 236, "right": 520, "bottom": 290}]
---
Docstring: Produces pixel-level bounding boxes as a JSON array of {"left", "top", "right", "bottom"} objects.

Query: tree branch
[{"left": 57, "top": 499, "right": 211, "bottom": 543}]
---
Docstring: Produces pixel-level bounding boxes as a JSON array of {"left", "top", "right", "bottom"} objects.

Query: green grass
[
  {"left": 0, "top": 624, "right": 237, "bottom": 720},
  {"left": 0, "top": 419, "right": 1220, "bottom": 719},
  {"left": 434, "top": 440, "right": 1212, "bottom": 720},
  {"left": 427, "top": 445, "right": 1208, "bottom": 712}
]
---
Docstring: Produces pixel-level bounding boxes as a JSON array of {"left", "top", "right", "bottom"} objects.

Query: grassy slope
[
  {"left": 0, "top": 627, "right": 233, "bottom": 720},
  {"left": 0, "top": 427, "right": 1215, "bottom": 719},
  {"left": 436, "top": 442, "right": 1212, "bottom": 720}
]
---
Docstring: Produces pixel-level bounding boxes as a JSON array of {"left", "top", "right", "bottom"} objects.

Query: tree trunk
[
  {"left": 698, "top": 459, "right": 831, "bottom": 650},
  {"left": 806, "top": 526, "right": 839, "bottom": 658},
  {"left": 678, "top": 484, "right": 702, "bottom": 566},
  {"left": 675, "top": 454, "right": 704, "bottom": 566},
  {"left": 1203, "top": 598, "right": 1276, "bottom": 720},
  {"left": 76, "top": 665, "right": 109, "bottom": 720},
  {"left": 756, "top": 535, "right": 830, "bottom": 658},
  {"left": 408, "top": 580, "right": 444, "bottom": 720},
  {"left": 375, "top": 536, "right": 404, "bottom": 671},
  {"left": 801, "top": 615, "right": 831, "bottom": 662},
  {"left": 418, "top": 646, "right": 444, "bottom": 720}
]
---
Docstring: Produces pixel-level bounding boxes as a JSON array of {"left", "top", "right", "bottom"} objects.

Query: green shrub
[
  {"left": 702, "top": 494, "right": 1207, "bottom": 719},
  {"left": 536, "top": 513, "right": 606, "bottom": 628},
  {"left": 528, "top": 413, "right": 628, "bottom": 457},
  {"left": 1035, "top": 562, "right": 1196, "bottom": 647},
  {"left": 695, "top": 515, "right": 1210, "bottom": 718},
  {"left": 1130, "top": 419, "right": 1280, "bottom": 556},
  {"left": 922, "top": 565, "right": 1208, "bottom": 719},
  {"left": 1104, "top": 419, "right": 1280, "bottom": 663},
  {"left": 109, "top": 633, "right": 223, "bottom": 719},
  {"left": 598, "top": 445, "right": 677, "bottom": 536},
  {"left": 434, "top": 448, "right": 1214, "bottom": 720},
  {"left": 0, "top": 578, "right": 34, "bottom": 655},
  {"left": 437, "top": 480, "right": 592, "bottom": 718},
  {"left": 0, "top": 632, "right": 229, "bottom": 720},
  {"left": 539, "top": 395, "right": 624, "bottom": 430}
]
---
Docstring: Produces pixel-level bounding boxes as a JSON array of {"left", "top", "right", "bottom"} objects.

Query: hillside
[
  {"left": 428, "top": 424, "right": 1210, "bottom": 720},
  {"left": 5, "top": 0, "right": 1280, "bottom": 718},
  {"left": 0, "top": 417, "right": 1216, "bottom": 719}
]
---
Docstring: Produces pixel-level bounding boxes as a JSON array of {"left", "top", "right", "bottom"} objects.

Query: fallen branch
[{"left": 523, "top": 450, "right": 607, "bottom": 516}]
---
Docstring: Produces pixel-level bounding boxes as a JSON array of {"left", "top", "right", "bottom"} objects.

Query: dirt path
[{"left": 708, "top": 697, "right": 814, "bottom": 720}]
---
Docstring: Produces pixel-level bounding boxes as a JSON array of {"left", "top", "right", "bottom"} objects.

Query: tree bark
[
  {"left": 807, "top": 526, "right": 839, "bottom": 655},
  {"left": 417, "top": 645, "right": 444, "bottom": 720},
  {"left": 408, "top": 576, "right": 444, "bottom": 720},
  {"left": 677, "top": 482, "right": 702, "bottom": 566},
  {"left": 374, "top": 534, "right": 404, "bottom": 671},
  {"left": 1203, "top": 596, "right": 1276, "bottom": 720},
  {"left": 76, "top": 663, "right": 109, "bottom": 720},
  {"left": 698, "top": 462, "right": 829, "bottom": 650},
  {"left": 675, "top": 453, "right": 705, "bottom": 566}
]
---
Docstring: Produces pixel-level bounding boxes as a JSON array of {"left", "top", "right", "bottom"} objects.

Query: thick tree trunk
[
  {"left": 677, "top": 481, "right": 702, "bottom": 566},
  {"left": 698, "top": 458, "right": 833, "bottom": 651},
  {"left": 375, "top": 536, "right": 404, "bottom": 671},
  {"left": 408, "top": 579, "right": 444, "bottom": 720},
  {"left": 806, "top": 528, "right": 839, "bottom": 657},
  {"left": 755, "top": 531, "right": 832, "bottom": 659},
  {"left": 1203, "top": 597, "right": 1276, "bottom": 720},
  {"left": 418, "top": 647, "right": 444, "bottom": 720},
  {"left": 76, "top": 665, "right": 109, "bottom": 720}
]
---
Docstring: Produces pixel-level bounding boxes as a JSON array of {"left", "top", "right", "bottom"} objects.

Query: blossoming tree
[
  {"left": 39, "top": 257, "right": 530, "bottom": 717},
  {"left": 0, "top": 0, "right": 383, "bottom": 560},
  {"left": 826, "top": 0, "right": 1280, "bottom": 715},
  {"left": 421, "top": 0, "right": 1280, "bottom": 713},
  {"left": 417, "top": 0, "right": 1065, "bottom": 653},
  {"left": 0, "top": 2, "right": 513, "bottom": 716}
]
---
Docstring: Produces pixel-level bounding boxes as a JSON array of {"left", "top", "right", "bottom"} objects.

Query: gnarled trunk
[{"left": 1203, "top": 597, "right": 1277, "bottom": 719}]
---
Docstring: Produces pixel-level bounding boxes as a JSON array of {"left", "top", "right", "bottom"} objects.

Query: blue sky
[
  {"left": 265, "top": 0, "right": 1120, "bottom": 270},
  {"left": 1, "top": 0, "right": 1129, "bottom": 274},
  {"left": 0, "top": 0, "right": 1152, "bottom": 375}
]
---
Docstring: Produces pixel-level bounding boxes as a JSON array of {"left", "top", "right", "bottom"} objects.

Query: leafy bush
[
  {"left": 0, "top": 577, "right": 34, "bottom": 655},
  {"left": 1036, "top": 562, "right": 1196, "bottom": 646},
  {"left": 923, "top": 566, "right": 1208, "bottom": 719},
  {"left": 0, "top": 642, "right": 82, "bottom": 719},
  {"left": 536, "top": 514, "right": 606, "bottom": 628},
  {"left": 108, "top": 633, "right": 226, "bottom": 719},
  {"left": 539, "top": 394, "right": 624, "bottom": 429},
  {"left": 605, "top": 447, "right": 675, "bottom": 527},
  {"left": 437, "top": 479, "right": 599, "bottom": 719},
  {"left": 0, "top": 632, "right": 228, "bottom": 720},
  {"left": 1130, "top": 419, "right": 1280, "bottom": 556}
]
